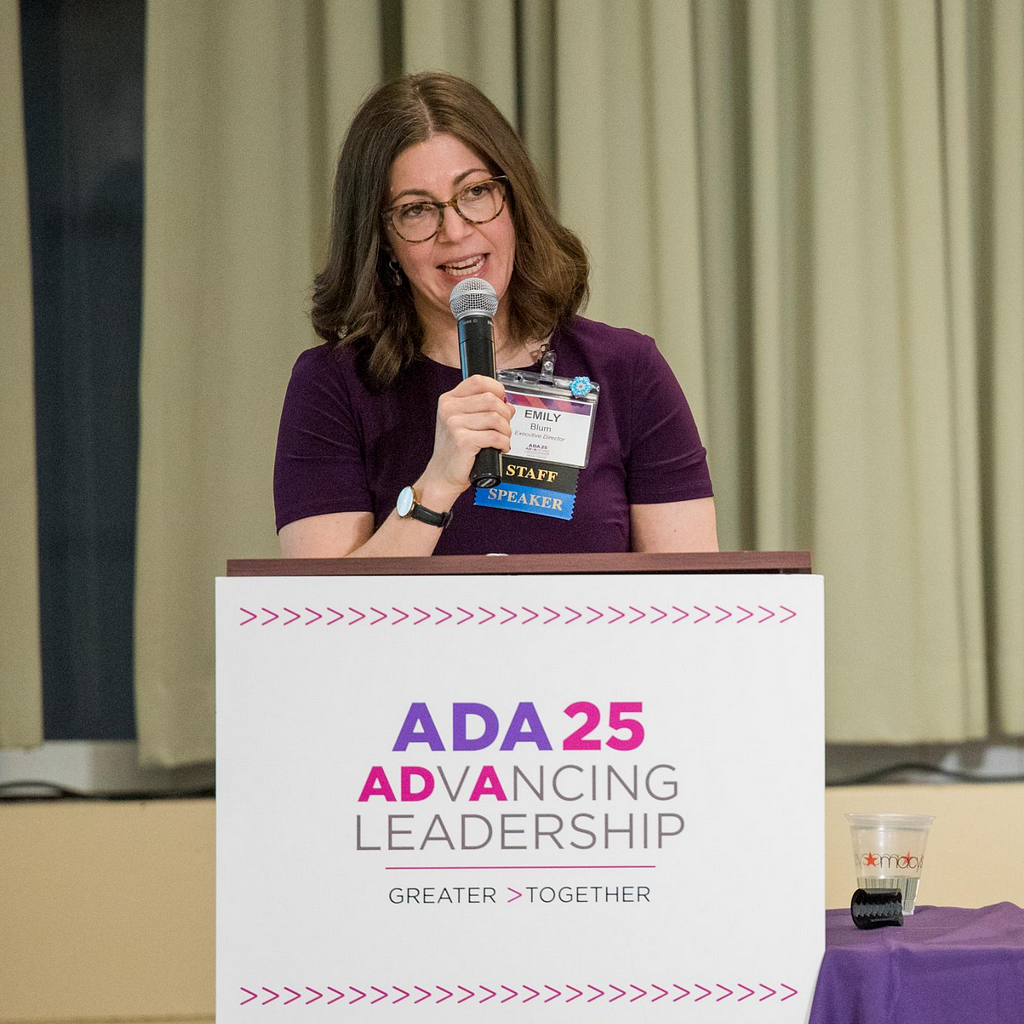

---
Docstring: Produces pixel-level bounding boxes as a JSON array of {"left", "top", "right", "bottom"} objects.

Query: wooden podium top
[{"left": 227, "top": 551, "right": 812, "bottom": 577}]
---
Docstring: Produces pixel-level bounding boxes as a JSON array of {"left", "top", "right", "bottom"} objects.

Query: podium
[{"left": 217, "top": 553, "right": 823, "bottom": 1023}]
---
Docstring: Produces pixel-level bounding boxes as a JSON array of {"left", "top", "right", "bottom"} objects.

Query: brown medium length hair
[{"left": 311, "top": 72, "right": 589, "bottom": 388}]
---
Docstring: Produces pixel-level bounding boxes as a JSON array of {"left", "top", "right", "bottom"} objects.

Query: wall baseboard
[{"left": 0, "top": 740, "right": 214, "bottom": 795}]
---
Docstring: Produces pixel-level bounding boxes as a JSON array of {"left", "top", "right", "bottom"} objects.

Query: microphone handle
[
  {"left": 458, "top": 315, "right": 502, "bottom": 488},
  {"left": 458, "top": 315, "right": 496, "bottom": 377}
]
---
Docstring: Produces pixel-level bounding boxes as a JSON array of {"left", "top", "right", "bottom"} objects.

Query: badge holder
[
  {"left": 473, "top": 370, "right": 599, "bottom": 522},
  {"left": 496, "top": 369, "right": 599, "bottom": 469}
]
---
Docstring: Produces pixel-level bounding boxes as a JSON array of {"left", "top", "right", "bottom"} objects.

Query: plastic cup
[{"left": 845, "top": 813, "right": 935, "bottom": 915}]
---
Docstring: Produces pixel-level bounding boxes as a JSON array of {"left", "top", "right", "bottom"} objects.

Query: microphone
[{"left": 449, "top": 277, "right": 501, "bottom": 488}]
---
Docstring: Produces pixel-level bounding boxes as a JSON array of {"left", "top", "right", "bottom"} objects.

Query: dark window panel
[{"left": 20, "top": 0, "right": 145, "bottom": 740}]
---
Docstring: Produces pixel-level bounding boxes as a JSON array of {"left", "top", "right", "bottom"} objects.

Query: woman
[{"left": 274, "top": 72, "right": 717, "bottom": 556}]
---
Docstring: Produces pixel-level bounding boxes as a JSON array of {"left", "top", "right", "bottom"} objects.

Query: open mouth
[{"left": 439, "top": 254, "right": 487, "bottom": 278}]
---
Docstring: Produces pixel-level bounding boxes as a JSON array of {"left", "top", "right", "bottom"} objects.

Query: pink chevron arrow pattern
[
  {"left": 240, "top": 603, "right": 799, "bottom": 627},
  {"left": 238, "top": 980, "right": 799, "bottom": 1007}
]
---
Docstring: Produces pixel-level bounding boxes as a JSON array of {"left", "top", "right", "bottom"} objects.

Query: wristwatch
[{"left": 396, "top": 486, "right": 453, "bottom": 529}]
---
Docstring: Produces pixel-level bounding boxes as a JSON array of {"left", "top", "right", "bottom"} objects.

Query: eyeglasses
[{"left": 384, "top": 176, "right": 508, "bottom": 243}]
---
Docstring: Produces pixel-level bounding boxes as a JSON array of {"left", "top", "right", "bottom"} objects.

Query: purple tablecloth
[{"left": 809, "top": 903, "right": 1024, "bottom": 1024}]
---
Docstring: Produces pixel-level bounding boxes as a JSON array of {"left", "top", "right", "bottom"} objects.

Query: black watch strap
[
  {"left": 397, "top": 486, "right": 453, "bottom": 530},
  {"left": 409, "top": 502, "right": 452, "bottom": 529}
]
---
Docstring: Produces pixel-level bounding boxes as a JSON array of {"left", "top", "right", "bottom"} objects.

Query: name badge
[{"left": 498, "top": 370, "right": 599, "bottom": 469}]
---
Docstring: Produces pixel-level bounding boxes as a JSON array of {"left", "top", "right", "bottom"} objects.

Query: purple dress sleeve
[
  {"left": 273, "top": 347, "right": 371, "bottom": 532},
  {"left": 625, "top": 336, "right": 712, "bottom": 505}
]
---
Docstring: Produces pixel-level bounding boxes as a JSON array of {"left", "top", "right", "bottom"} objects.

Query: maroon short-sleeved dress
[{"left": 273, "top": 317, "right": 713, "bottom": 554}]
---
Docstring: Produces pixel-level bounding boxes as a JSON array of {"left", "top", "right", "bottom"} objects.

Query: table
[{"left": 809, "top": 902, "right": 1024, "bottom": 1024}]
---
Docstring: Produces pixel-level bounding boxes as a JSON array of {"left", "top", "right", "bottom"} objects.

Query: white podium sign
[{"left": 217, "top": 572, "right": 824, "bottom": 1023}]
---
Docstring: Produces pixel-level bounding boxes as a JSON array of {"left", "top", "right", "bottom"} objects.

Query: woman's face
[{"left": 386, "top": 134, "right": 516, "bottom": 329}]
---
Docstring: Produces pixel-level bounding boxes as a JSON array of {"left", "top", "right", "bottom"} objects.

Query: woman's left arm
[{"left": 630, "top": 497, "right": 719, "bottom": 553}]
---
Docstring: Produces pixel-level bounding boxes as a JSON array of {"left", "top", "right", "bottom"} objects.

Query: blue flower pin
[{"left": 569, "top": 375, "right": 594, "bottom": 398}]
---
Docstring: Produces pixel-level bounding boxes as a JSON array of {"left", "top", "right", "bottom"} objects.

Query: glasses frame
[{"left": 384, "top": 175, "right": 509, "bottom": 243}]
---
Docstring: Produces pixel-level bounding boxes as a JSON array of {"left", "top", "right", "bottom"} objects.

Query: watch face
[{"left": 396, "top": 486, "right": 414, "bottom": 518}]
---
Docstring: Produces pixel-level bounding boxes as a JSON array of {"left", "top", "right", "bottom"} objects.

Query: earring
[{"left": 388, "top": 258, "right": 403, "bottom": 286}]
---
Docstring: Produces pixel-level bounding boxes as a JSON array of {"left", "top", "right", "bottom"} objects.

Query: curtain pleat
[
  {"left": 984, "top": 0, "right": 1024, "bottom": 733},
  {"left": 938, "top": 0, "right": 988, "bottom": 734},
  {"left": 692, "top": 0, "right": 756, "bottom": 551},
  {"left": 517, "top": 0, "right": 557, "bottom": 201},
  {"left": 647, "top": 0, "right": 707, "bottom": 432},
  {"left": 747, "top": 0, "right": 816, "bottom": 552},
  {"left": 0, "top": 1, "right": 44, "bottom": 750}
]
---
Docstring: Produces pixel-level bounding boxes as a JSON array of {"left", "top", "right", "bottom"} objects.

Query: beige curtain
[
  {"left": 806, "top": 0, "right": 991, "bottom": 741},
  {"left": 136, "top": 0, "right": 382, "bottom": 764},
  {"left": 136, "top": 0, "right": 1023, "bottom": 764},
  {"left": 0, "top": 1, "right": 43, "bottom": 750},
  {"left": 544, "top": 0, "right": 1022, "bottom": 743}
]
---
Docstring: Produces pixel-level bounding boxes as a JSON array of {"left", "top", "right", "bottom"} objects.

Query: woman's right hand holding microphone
[{"left": 415, "top": 374, "right": 514, "bottom": 511}]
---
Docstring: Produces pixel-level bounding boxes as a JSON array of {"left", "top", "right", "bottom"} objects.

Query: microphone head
[{"left": 449, "top": 277, "right": 498, "bottom": 320}]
